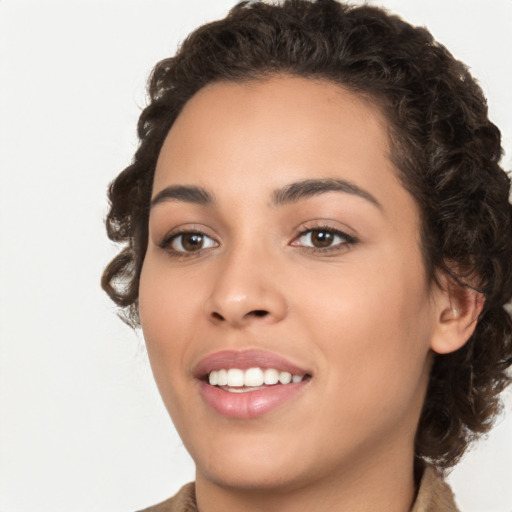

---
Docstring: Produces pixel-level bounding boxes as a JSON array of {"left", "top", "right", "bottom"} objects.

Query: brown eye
[
  {"left": 292, "top": 228, "right": 355, "bottom": 251},
  {"left": 310, "top": 230, "right": 334, "bottom": 248},
  {"left": 169, "top": 232, "right": 217, "bottom": 253}
]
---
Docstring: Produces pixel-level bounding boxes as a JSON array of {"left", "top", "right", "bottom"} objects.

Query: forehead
[{"left": 153, "top": 75, "right": 410, "bottom": 215}]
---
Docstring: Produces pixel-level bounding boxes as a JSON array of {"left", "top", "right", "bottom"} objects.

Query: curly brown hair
[{"left": 102, "top": 0, "right": 512, "bottom": 468}]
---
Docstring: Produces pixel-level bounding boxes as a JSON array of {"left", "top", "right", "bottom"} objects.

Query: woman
[{"left": 102, "top": 1, "right": 512, "bottom": 510}]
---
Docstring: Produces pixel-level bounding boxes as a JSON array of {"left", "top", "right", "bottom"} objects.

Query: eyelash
[
  {"left": 291, "top": 225, "right": 357, "bottom": 254},
  {"left": 159, "top": 229, "right": 218, "bottom": 259},
  {"left": 158, "top": 225, "right": 357, "bottom": 258}
]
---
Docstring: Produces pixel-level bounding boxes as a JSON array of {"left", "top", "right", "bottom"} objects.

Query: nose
[{"left": 204, "top": 248, "right": 288, "bottom": 328}]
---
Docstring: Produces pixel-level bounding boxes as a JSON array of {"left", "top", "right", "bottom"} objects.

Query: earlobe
[{"left": 430, "top": 275, "right": 485, "bottom": 355}]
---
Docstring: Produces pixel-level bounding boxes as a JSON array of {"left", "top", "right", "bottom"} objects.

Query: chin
[
  {"left": 189, "top": 430, "right": 314, "bottom": 492},
  {"left": 197, "top": 456, "right": 309, "bottom": 493}
]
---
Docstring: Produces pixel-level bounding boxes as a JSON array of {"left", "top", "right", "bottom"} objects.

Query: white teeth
[
  {"left": 208, "top": 371, "right": 218, "bottom": 385},
  {"left": 244, "top": 367, "right": 264, "bottom": 387},
  {"left": 263, "top": 368, "right": 279, "bottom": 385},
  {"left": 225, "top": 385, "right": 266, "bottom": 393},
  {"left": 208, "top": 367, "right": 306, "bottom": 387},
  {"left": 217, "top": 369, "right": 228, "bottom": 386},
  {"left": 279, "top": 371, "right": 292, "bottom": 384},
  {"left": 227, "top": 368, "right": 245, "bottom": 387}
]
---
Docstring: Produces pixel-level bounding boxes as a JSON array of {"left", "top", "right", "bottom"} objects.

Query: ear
[{"left": 430, "top": 274, "right": 485, "bottom": 355}]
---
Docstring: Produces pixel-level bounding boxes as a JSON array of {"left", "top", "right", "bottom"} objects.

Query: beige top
[
  {"left": 412, "top": 466, "right": 459, "bottom": 512},
  {"left": 139, "top": 466, "right": 458, "bottom": 512}
]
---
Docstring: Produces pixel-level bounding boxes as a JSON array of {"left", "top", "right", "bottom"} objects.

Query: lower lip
[{"left": 199, "top": 380, "right": 309, "bottom": 419}]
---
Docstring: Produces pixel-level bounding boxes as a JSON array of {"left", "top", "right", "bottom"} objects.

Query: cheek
[
  {"left": 138, "top": 257, "right": 202, "bottom": 394},
  {"left": 294, "top": 255, "right": 434, "bottom": 413}
]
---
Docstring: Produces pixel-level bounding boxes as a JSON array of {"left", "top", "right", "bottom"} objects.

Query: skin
[{"left": 139, "top": 76, "right": 480, "bottom": 512}]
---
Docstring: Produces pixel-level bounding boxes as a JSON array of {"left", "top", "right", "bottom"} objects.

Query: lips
[
  {"left": 194, "top": 350, "right": 312, "bottom": 418},
  {"left": 194, "top": 349, "right": 310, "bottom": 377}
]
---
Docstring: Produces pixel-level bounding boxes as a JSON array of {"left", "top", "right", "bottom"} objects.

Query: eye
[
  {"left": 164, "top": 231, "right": 217, "bottom": 253},
  {"left": 291, "top": 227, "right": 356, "bottom": 251}
]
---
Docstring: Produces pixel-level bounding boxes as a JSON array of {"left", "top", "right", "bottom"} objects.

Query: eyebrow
[
  {"left": 150, "top": 178, "right": 381, "bottom": 210},
  {"left": 150, "top": 185, "right": 214, "bottom": 208},
  {"left": 272, "top": 178, "right": 382, "bottom": 209}
]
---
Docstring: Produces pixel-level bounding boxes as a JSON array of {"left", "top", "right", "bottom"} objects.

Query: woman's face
[{"left": 139, "top": 76, "right": 444, "bottom": 491}]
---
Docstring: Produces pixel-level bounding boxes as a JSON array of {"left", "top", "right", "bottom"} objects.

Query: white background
[{"left": 0, "top": 1, "right": 511, "bottom": 511}]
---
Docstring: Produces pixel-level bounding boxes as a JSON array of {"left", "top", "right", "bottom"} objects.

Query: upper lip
[{"left": 193, "top": 349, "right": 312, "bottom": 379}]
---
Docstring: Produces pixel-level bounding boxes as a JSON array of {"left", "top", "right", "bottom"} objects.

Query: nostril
[
  {"left": 250, "top": 310, "right": 269, "bottom": 317},
  {"left": 208, "top": 308, "right": 271, "bottom": 323}
]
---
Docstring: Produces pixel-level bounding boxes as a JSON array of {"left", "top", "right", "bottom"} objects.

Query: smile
[
  {"left": 195, "top": 350, "right": 312, "bottom": 418},
  {"left": 208, "top": 367, "right": 307, "bottom": 390}
]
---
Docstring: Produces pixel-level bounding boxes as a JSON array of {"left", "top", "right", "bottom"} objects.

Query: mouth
[
  {"left": 195, "top": 350, "right": 313, "bottom": 418},
  {"left": 204, "top": 367, "right": 311, "bottom": 393}
]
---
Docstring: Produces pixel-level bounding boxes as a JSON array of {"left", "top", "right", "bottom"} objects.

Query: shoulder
[
  {"left": 411, "top": 466, "right": 459, "bottom": 512},
  {"left": 137, "top": 482, "right": 197, "bottom": 512}
]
